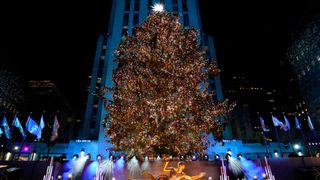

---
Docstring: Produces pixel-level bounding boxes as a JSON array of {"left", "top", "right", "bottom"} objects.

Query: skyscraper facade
[
  {"left": 83, "top": 0, "right": 228, "bottom": 156},
  {"left": 287, "top": 16, "right": 320, "bottom": 126}
]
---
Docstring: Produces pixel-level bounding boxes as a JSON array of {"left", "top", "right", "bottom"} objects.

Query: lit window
[
  {"left": 123, "top": 13, "right": 129, "bottom": 26},
  {"left": 183, "top": 14, "right": 189, "bottom": 26},
  {"left": 125, "top": 0, "right": 130, "bottom": 11},
  {"left": 182, "top": 0, "right": 188, "bottom": 11},
  {"left": 133, "top": 13, "right": 139, "bottom": 25}
]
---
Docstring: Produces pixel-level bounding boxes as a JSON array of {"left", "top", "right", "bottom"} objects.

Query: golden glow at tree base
[{"left": 101, "top": 11, "right": 235, "bottom": 156}]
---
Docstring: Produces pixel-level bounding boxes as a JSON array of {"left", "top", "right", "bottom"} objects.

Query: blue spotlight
[
  {"left": 215, "top": 154, "right": 220, "bottom": 160},
  {"left": 109, "top": 155, "right": 114, "bottom": 160},
  {"left": 80, "top": 148, "right": 85, "bottom": 158},
  {"left": 227, "top": 148, "right": 232, "bottom": 156},
  {"left": 192, "top": 155, "right": 197, "bottom": 161},
  {"left": 203, "top": 154, "right": 209, "bottom": 161},
  {"left": 97, "top": 154, "right": 102, "bottom": 161},
  {"left": 225, "top": 152, "right": 232, "bottom": 161},
  {"left": 73, "top": 154, "right": 79, "bottom": 159},
  {"left": 86, "top": 153, "right": 91, "bottom": 160},
  {"left": 237, "top": 153, "right": 242, "bottom": 159}
]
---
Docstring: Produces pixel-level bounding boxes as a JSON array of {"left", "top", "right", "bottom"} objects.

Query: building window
[
  {"left": 133, "top": 13, "right": 139, "bottom": 26},
  {"left": 97, "top": 60, "right": 104, "bottom": 78},
  {"left": 173, "top": 6, "right": 178, "bottom": 12},
  {"left": 122, "top": 28, "right": 128, "bottom": 36},
  {"left": 182, "top": 0, "right": 188, "bottom": 12},
  {"left": 148, "top": 0, "right": 153, "bottom": 11},
  {"left": 134, "top": 0, "right": 140, "bottom": 11},
  {"left": 123, "top": 13, "right": 129, "bottom": 26},
  {"left": 125, "top": 0, "right": 130, "bottom": 11},
  {"left": 183, "top": 14, "right": 189, "bottom": 26},
  {"left": 172, "top": 0, "right": 178, "bottom": 12},
  {"left": 92, "top": 106, "right": 98, "bottom": 116}
]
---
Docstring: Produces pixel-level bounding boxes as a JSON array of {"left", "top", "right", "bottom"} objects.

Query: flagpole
[
  {"left": 261, "top": 130, "right": 270, "bottom": 156},
  {"left": 2, "top": 112, "right": 10, "bottom": 160},
  {"left": 17, "top": 112, "right": 32, "bottom": 161},
  {"left": 258, "top": 112, "right": 270, "bottom": 156},
  {"left": 283, "top": 113, "right": 295, "bottom": 153},
  {"left": 46, "top": 111, "right": 58, "bottom": 160},
  {"left": 46, "top": 113, "right": 51, "bottom": 161},
  {"left": 307, "top": 112, "right": 319, "bottom": 143},
  {"left": 33, "top": 110, "right": 45, "bottom": 161},
  {"left": 9, "top": 112, "right": 16, "bottom": 150},
  {"left": 299, "top": 126, "right": 310, "bottom": 156},
  {"left": 271, "top": 112, "right": 283, "bottom": 157},
  {"left": 10, "top": 113, "right": 18, "bottom": 160},
  {"left": 5, "top": 112, "right": 11, "bottom": 158},
  {"left": 294, "top": 112, "right": 311, "bottom": 156}
]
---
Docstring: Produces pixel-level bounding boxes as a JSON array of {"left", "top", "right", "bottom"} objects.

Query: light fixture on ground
[
  {"left": 227, "top": 148, "right": 232, "bottom": 156},
  {"left": 73, "top": 154, "right": 79, "bottom": 159},
  {"left": 203, "top": 154, "right": 209, "bottom": 161},
  {"left": 293, "top": 144, "right": 300, "bottom": 150},
  {"left": 192, "top": 155, "right": 197, "bottom": 161},
  {"left": 215, "top": 154, "right": 220, "bottom": 161},
  {"left": 80, "top": 148, "right": 85, "bottom": 158},
  {"left": 97, "top": 154, "right": 102, "bottom": 161}
]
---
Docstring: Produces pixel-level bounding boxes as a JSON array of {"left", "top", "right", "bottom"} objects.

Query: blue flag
[
  {"left": 284, "top": 115, "right": 290, "bottom": 131},
  {"left": 295, "top": 114, "right": 301, "bottom": 129},
  {"left": 51, "top": 115, "right": 60, "bottom": 141},
  {"left": 0, "top": 127, "right": 3, "bottom": 136},
  {"left": 26, "top": 115, "right": 40, "bottom": 137},
  {"left": 272, "top": 115, "right": 284, "bottom": 127},
  {"left": 307, "top": 114, "right": 315, "bottom": 130},
  {"left": 1, "top": 115, "right": 11, "bottom": 139},
  {"left": 37, "top": 113, "right": 45, "bottom": 139},
  {"left": 259, "top": 116, "right": 270, "bottom": 132},
  {"left": 12, "top": 114, "right": 25, "bottom": 137},
  {"left": 272, "top": 115, "right": 288, "bottom": 131}
]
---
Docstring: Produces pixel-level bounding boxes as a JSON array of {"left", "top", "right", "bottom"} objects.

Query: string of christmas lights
[{"left": 101, "top": 11, "right": 235, "bottom": 156}]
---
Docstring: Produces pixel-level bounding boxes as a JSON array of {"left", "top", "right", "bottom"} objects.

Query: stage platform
[{"left": 1, "top": 157, "right": 320, "bottom": 179}]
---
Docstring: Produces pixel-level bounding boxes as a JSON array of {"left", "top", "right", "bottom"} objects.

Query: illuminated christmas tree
[{"left": 102, "top": 9, "right": 234, "bottom": 156}]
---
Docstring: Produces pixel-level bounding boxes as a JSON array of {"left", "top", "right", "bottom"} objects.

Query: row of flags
[
  {"left": 0, "top": 113, "right": 60, "bottom": 141},
  {"left": 259, "top": 113, "right": 315, "bottom": 132}
]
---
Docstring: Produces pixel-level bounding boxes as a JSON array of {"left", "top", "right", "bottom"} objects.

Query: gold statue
[{"left": 163, "top": 161, "right": 206, "bottom": 180}]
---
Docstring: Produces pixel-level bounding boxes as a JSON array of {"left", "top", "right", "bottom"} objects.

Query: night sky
[{"left": 0, "top": 1, "right": 319, "bottom": 111}]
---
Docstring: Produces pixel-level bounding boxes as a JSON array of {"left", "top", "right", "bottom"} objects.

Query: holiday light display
[{"left": 101, "top": 11, "right": 234, "bottom": 156}]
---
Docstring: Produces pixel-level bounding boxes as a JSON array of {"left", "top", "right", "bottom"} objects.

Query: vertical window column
[{"left": 182, "top": 0, "right": 189, "bottom": 27}]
